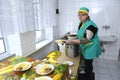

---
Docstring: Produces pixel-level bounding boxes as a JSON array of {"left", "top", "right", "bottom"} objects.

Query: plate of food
[
  {"left": 36, "top": 64, "right": 54, "bottom": 75},
  {"left": 63, "top": 61, "right": 74, "bottom": 66},
  {"left": 14, "top": 62, "right": 32, "bottom": 71},
  {"left": 35, "top": 76, "right": 53, "bottom": 80}
]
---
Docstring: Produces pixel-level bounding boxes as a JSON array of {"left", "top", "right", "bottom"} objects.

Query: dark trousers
[
  {"left": 79, "top": 53, "right": 93, "bottom": 74},
  {"left": 84, "top": 59, "right": 93, "bottom": 75},
  {"left": 78, "top": 59, "right": 94, "bottom": 80}
]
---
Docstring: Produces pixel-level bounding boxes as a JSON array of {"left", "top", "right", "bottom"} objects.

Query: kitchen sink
[{"left": 99, "top": 34, "right": 118, "bottom": 43}]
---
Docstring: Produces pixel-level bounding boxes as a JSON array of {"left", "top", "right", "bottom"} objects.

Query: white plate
[
  {"left": 14, "top": 62, "right": 32, "bottom": 71},
  {"left": 35, "top": 76, "right": 53, "bottom": 80},
  {"left": 36, "top": 64, "right": 54, "bottom": 75},
  {"left": 63, "top": 61, "right": 74, "bottom": 66}
]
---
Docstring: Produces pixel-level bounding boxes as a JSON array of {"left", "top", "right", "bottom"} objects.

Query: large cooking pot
[
  {"left": 65, "top": 44, "right": 80, "bottom": 57},
  {"left": 67, "top": 34, "right": 77, "bottom": 40}
]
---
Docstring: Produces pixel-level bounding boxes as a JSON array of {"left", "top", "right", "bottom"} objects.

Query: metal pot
[
  {"left": 65, "top": 44, "right": 80, "bottom": 57},
  {"left": 67, "top": 34, "right": 77, "bottom": 40}
]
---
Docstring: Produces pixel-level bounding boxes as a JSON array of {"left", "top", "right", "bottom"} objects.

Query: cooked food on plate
[
  {"left": 36, "top": 64, "right": 54, "bottom": 75},
  {"left": 14, "top": 62, "right": 31, "bottom": 71},
  {"left": 34, "top": 76, "right": 53, "bottom": 80}
]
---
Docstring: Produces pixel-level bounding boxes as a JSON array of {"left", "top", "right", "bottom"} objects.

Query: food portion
[
  {"left": 15, "top": 66, "right": 23, "bottom": 71},
  {"left": 34, "top": 76, "right": 53, "bottom": 80},
  {"left": 37, "top": 78, "right": 47, "bottom": 80},
  {"left": 36, "top": 64, "right": 54, "bottom": 75},
  {"left": 38, "top": 66, "right": 51, "bottom": 74},
  {"left": 36, "top": 77, "right": 47, "bottom": 80},
  {"left": 14, "top": 62, "right": 31, "bottom": 71}
]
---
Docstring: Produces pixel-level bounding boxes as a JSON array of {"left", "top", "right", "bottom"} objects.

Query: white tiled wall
[{"left": 58, "top": 0, "right": 120, "bottom": 60}]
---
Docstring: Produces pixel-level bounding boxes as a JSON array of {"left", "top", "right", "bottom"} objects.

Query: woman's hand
[
  {"left": 66, "top": 40, "right": 73, "bottom": 44},
  {"left": 66, "top": 39, "right": 82, "bottom": 44}
]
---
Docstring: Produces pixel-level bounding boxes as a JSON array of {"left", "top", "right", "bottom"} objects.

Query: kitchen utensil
[{"left": 65, "top": 44, "right": 80, "bottom": 57}]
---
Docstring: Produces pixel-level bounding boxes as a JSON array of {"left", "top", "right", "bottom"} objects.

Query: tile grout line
[
  {"left": 94, "top": 59, "right": 100, "bottom": 80},
  {"left": 96, "top": 59, "right": 100, "bottom": 80},
  {"left": 105, "top": 59, "right": 114, "bottom": 80},
  {"left": 98, "top": 59, "right": 108, "bottom": 80},
  {"left": 116, "top": 61, "right": 120, "bottom": 68}
]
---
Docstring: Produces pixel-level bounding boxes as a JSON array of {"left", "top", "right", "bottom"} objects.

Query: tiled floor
[{"left": 93, "top": 59, "right": 120, "bottom": 80}]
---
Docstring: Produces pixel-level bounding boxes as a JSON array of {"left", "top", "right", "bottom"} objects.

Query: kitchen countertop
[
  {"left": 0, "top": 56, "right": 69, "bottom": 80},
  {"left": 57, "top": 51, "right": 81, "bottom": 78}
]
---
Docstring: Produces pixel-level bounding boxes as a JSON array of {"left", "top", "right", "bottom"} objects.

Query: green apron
[{"left": 77, "top": 20, "right": 101, "bottom": 59}]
